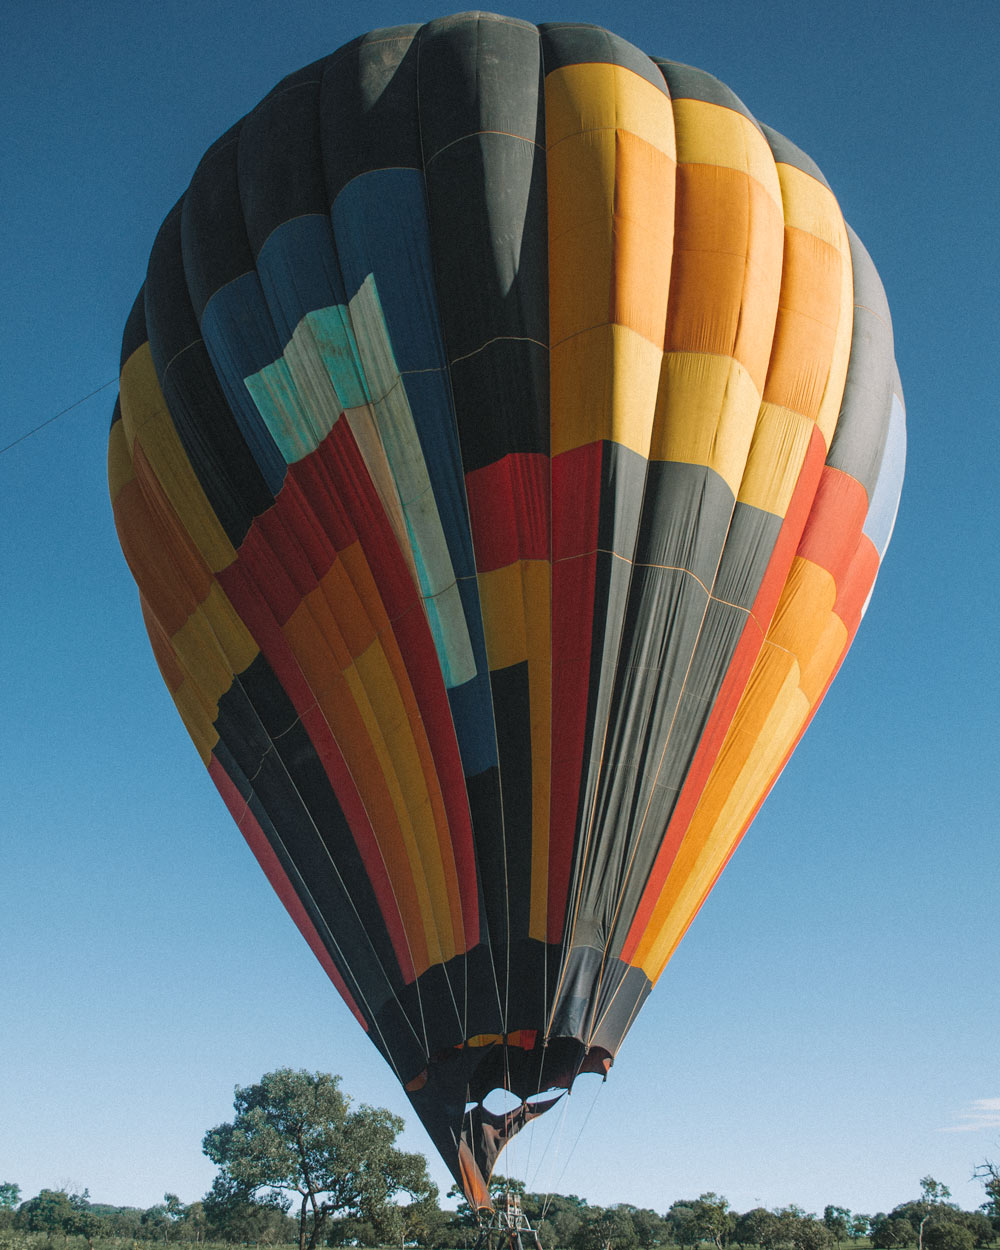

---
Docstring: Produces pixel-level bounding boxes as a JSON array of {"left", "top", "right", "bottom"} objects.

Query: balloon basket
[{"left": 475, "top": 1193, "right": 543, "bottom": 1250}]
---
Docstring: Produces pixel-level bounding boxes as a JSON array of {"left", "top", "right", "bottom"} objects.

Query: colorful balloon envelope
[{"left": 110, "top": 13, "right": 905, "bottom": 1207}]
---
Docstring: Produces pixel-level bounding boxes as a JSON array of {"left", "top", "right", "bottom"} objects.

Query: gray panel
[
  {"left": 713, "top": 500, "right": 784, "bottom": 609},
  {"left": 828, "top": 225, "right": 896, "bottom": 499},
  {"left": 652, "top": 58, "right": 759, "bottom": 126},
  {"left": 540, "top": 22, "right": 667, "bottom": 93},
  {"left": 417, "top": 13, "right": 543, "bottom": 158},
  {"left": 760, "top": 122, "right": 831, "bottom": 190}
]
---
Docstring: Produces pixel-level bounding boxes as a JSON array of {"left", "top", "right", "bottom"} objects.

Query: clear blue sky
[{"left": 2, "top": 0, "right": 997, "bottom": 1223}]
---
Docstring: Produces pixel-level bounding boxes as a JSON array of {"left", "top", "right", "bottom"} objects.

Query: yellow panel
[
  {"left": 283, "top": 586, "right": 434, "bottom": 975},
  {"left": 547, "top": 126, "right": 675, "bottom": 347},
  {"left": 547, "top": 212, "right": 612, "bottom": 346},
  {"left": 650, "top": 351, "right": 760, "bottom": 495},
  {"left": 776, "top": 162, "right": 846, "bottom": 249},
  {"left": 670, "top": 98, "right": 781, "bottom": 205},
  {"left": 168, "top": 582, "right": 257, "bottom": 719},
  {"left": 113, "top": 471, "right": 212, "bottom": 636},
  {"left": 737, "top": 401, "right": 815, "bottom": 516},
  {"left": 358, "top": 637, "right": 461, "bottom": 968},
  {"left": 545, "top": 61, "right": 676, "bottom": 156},
  {"left": 666, "top": 164, "right": 784, "bottom": 387},
  {"left": 632, "top": 557, "right": 849, "bottom": 981},
  {"left": 119, "top": 343, "right": 235, "bottom": 573},
  {"left": 815, "top": 221, "right": 854, "bottom": 450},
  {"left": 644, "top": 681, "right": 812, "bottom": 978},
  {"left": 108, "top": 419, "right": 134, "bottom": 503},
  {"left": 478, "top": 563, "right": 529, "bottom": 670},
  {"left": 345, "top": 647, "right": 455, "bottom": 971},
  {"left": 764, "top": 164, "right": 853, "bottom": 447},
  {"left": 632, "top": 642, "right": 807, "bottom": 977},
  {"left": 551, "top": 324, "right": 663, "bottom": 457},
  {"left": 768, "top": 558, "right": 846, "bottom": 704}
]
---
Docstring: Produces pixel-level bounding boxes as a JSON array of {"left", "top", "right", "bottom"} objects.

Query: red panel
[
  {"left": 209, "top": 753, "right": 368, "bottom": 1027},
  {"left": 834, "top": 533, "right": 879, "bottom": 635},
  {"left": 620, "top": 423, "right": 828, "bottom": 963},
  {"left": 465, "top": 453, "right": 550, "bottom": 571},
  {"left": 220, "top": 422, "right": 480, "bottom": 959},
  {"left": 797, "top": 465, "right": 869, "bottom": 584}
]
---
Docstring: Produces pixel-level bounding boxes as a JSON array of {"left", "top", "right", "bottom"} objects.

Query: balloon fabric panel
[{"left": 111, "top": 12, "right": 905, "bottom": 1209}]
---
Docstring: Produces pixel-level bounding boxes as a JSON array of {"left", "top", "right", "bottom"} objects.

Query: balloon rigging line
[
  {"left": 0, "top": 378, "right": 116, "bottom": 457},
  {"left": 540, "top": 1075, "right": 605, "bottom": 1221}
]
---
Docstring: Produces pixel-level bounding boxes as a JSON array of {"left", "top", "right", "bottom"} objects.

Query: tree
[
  {"left": 571, "top": 1207, "right": 641, "bottom": 1250},
  {"left": 973, "top": 1161, "right": 1000, "bottom": 1230},
  {"left": 0, "top": 1184, "right": 20, "bottom": 1231},
  {"left": 666, "top": 1202, "right": 700, "bottom": 1250},
  {"left": 920, "top": 1181, "right": 953, "bottom": 1207},
  {"left": 691, "top": 1195, "right": 732, "bottom": 1250},
  {"left": 871, "top": 1216, "right": 917, "bottom": 1248},
  {"left": 922, "top": 1226, "right": 974, "bottom": 1250},
  {"left": 824, "top": 1209, "right": 851, "bottom": 1247},
  {"left": 203, "top": 1068, "right": 434, "bottom": 1250},
  {"left": 203, "top": 1174, "right": 295, "bottom": 1244},
  {"left": 734, "top": 1208, "right": 777, "bottom": 1250}
]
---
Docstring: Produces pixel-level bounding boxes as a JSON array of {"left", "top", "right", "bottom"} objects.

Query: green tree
[
  {"left": 202, "top": 1174, "right": 295, "bottom": 1244},
  {"left": 690, "top": 1196, "right": 732, "bottom": 1250},
  {"left": 922, "top": 1226, "right": 974, "bottom": 1250},
  {"left": 920, "top": 1182, "right": 953, "bottom": 1207},
  {"left": 824, "top": 1209, "right": 852, "bottom": 1247},
  {"left": 203, "top": 1068, "right": 433, "bottom": 1250},
  {"left": 871, "top": 1216, "right": 917, "bottom": 1248},
  {"left": 734, "top": 1208, "right": 777, "bottom": 1249},
  {"left": 973, "top": 1162, "right": 1000, "bottom": 1232},
  {"left": 666, "top": 1202, "right": 700, "bottom": 1249},
  {"left": 0, "top": 1183, "right": 20, "bottom": 1231},
  {"left": 572, "top": 1207, "right": 641, "bottom": 1250}
]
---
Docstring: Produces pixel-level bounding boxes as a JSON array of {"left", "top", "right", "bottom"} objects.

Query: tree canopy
[{"left": 202, "top": 1068, "right": 434, "bottom": 1250}]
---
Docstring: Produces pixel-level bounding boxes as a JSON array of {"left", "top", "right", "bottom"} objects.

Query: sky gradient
[{"left": 2, "top": 0, "right": 997, "bottom": 1222}]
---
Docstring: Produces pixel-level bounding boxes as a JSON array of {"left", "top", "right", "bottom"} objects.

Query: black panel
[
  {"left": 465, "top": 766, "right": 509, "bottom": 991},
  {"left": 181, "top": 122, "right": 253, "bottom": 319},
  {"left": 320, "top": 25, "right": 422, "bottom": 202},
  {"left": 238, "top": 75, "right": 325, "bottom": 255},
  {"left": 447, "top": 340, "right": 549, "bottom": 469},
  {"left": 417, "top": 13, "right": 543, "bottom": 158},
  {"left": 144, "top": 200, "right": 198, "bottom": 373},
  {"left": 418, "top": 15, "right": 550, "bottom": 471},
  {"left": 489, "top": 662, "right": 534, "bottom": 946},
  {"left": 424, "top": 134, "right": 548, "bottom": 357},
  {"left": 215, "top": 654, "right": 407, "bottom": 1012},
  {"left": 121, "top": 286, "right": 148, "bottom": 368},
  {"left": 144, "top": 204, "right": 273, "bottom": 546}
]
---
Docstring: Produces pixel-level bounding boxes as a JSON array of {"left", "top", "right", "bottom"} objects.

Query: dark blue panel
[
  {"left": 332, "top": 168, "right": 449, "bottom": 373},
  {"left": 255, "top": 213, "right": 348, "bottom": 345},
  {"left": 200, "top": 271, "right": 287, "bottom": 495},
  {"left": 447, "top": 576, "right": 500, "bottom": 777}
]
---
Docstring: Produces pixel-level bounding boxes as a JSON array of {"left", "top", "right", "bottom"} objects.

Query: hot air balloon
[{"left": 110, "top": 12, "right": 905, "bottom": 1215}]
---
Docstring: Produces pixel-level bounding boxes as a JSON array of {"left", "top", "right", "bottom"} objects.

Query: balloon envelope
[{"left": 110, "top": 13, "right": 905, "bottom": 1206}]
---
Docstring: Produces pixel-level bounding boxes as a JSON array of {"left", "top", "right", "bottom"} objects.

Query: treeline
[
  {"left": 2, "top": 1175, "right": 998, "bottom": 1250},
  {"left": 2, "top": 1071, "right": 998, "bottom": 1250}
]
